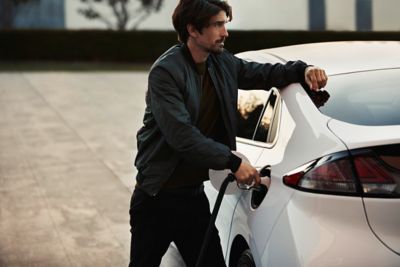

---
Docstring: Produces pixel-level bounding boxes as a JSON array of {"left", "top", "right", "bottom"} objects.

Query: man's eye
[{"left": 212, "top": 21, "right": 226, "bottom": 28}]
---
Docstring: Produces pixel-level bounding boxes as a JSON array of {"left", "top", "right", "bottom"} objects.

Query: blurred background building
[
  {"left": 1, "top": 0, "right": 399, "bottom": 31},
  {"left": 0, "top": 0, "right": 64, "bottom": 29}
]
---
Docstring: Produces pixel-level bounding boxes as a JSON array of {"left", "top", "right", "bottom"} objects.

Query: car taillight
[
  {"left": 283, "top": 152, "right": 358, "bottom": 195},
  {"left": 283, "top": 146, "right": 400, "bottom": 197},
  {"left": 353, "top": 154, "right": 398, "bottom": 196}
]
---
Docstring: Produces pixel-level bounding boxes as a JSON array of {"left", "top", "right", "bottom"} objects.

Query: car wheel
[{"left": 237, "top": 249, "right": 255, "bottom": 267}]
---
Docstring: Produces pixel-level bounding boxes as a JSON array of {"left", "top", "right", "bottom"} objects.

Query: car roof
[{"left": 236, "top": 41, "right": 400, "bottom": 76}]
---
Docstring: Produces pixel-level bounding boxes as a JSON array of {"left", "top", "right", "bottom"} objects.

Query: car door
[
  {"left": 242, "top": 88, "right": 299, "bottom": 264},
  {"left": 231, "top": 89, "right": 283, "bottom": 262}
]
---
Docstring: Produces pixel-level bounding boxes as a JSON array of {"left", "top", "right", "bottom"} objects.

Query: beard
[{"left": 207, "top": 39, "right": 225, "bottom": 54}]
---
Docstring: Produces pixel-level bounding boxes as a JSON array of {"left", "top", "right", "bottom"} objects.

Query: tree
[{"left": 78, "top": 0, "right": 164, "bottom": 31}]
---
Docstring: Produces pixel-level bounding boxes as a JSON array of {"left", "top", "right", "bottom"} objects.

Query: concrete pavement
[{"left": 0, "top": 71, "right": 185, "bottom": 267}]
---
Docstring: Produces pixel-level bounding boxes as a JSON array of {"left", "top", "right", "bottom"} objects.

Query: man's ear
[{"left": 187, "top": 24, "right": 199, "bottom": 38}]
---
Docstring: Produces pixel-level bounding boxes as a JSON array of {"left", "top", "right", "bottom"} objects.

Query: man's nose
[{"left": 222, "top": 26, "right": 229, "bottom": 38}]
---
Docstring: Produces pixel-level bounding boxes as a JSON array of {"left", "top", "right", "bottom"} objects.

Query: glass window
[
  {"left": 316, "top": 69, "right": 400, "bottom": 126},
  {"left": 236, "top": 89, "right": 281, "bottom": 144},
  {"left": 236, "top": 90, "right": 270, "bottom": 139},
  {"left": 254, "top": 90, "right": 280, "bottom": 143}
]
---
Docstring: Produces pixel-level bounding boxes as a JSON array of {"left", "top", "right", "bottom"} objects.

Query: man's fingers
[
  {"left": 316, "top": 69, "right": 328, "bottom": 88},
  {"left": 305, "top": 67, "right": 328, "bottom": 91},
  {"left": 254, "top": 172, "right": 261, "bottom": 185},
  {"left": 306, "top": 73, "right": 318, "bottom": 91},
  {"left": 320, "top": 70, "right": 328, "bottom": 87},
  {"left": 234, "top": 162, "right": 260, "bottom": 185},
  {"left": 315, "top": 70, "right": 322, "bottom": 84}
]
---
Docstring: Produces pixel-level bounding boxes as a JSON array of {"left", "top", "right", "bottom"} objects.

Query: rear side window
[
  {"left": 318, "top": 69, "right": 400, "bottom": 126},
  {"left": 237, "top": 89, "right": 281, "bottom": 144}
]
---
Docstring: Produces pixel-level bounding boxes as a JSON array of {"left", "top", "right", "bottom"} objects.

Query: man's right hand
[{"left": 234, "top": 161, "right": 260, "bottom": 186}]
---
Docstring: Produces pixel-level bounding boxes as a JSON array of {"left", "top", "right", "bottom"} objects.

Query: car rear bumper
[{"left": 258, "top": 190, "right": 400, "bottom": 267}]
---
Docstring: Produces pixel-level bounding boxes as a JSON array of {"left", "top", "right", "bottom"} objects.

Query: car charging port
[{"left": 251, "top": 165, "right": 271, "bottom": 209}]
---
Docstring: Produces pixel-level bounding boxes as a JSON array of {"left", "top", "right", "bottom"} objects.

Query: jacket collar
[
  {"left": 181, "top": 43, "right": 213, "bottom": 73},
  {"left": 181, "top": 43, "right": 198, "bottom": 72}
]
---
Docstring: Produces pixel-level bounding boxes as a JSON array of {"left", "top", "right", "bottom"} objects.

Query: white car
[{"left": 205, "top": 41, "right": 400, "bottom": 267}]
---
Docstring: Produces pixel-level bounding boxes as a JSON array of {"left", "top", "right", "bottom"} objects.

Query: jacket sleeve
[
  {"left": 148, "top": 66, "right": 241, "bottom": 171},
  {"left": 233, "top": 55, "right": 308, "bottom": 90}
]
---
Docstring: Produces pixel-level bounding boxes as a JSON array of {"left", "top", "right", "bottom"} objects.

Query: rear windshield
[{"left": 313, "top": 69, "right": 400, "bottom": 126}]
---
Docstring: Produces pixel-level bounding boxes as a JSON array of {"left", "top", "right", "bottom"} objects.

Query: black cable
[{"left": 195, "top": 173, "right": 236, "bottom": 267}]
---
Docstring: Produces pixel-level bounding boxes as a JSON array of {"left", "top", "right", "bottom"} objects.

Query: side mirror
[{"left": 209, "top": 151, "right": 250, "bottom": 195}]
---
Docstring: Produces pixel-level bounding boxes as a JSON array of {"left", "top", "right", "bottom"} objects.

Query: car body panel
[
  {"left": 362, "top": 198, "right": 400, "bottom": 254},
  {"left": 261, "top": 191, "right": 400, "bottom": 267},
  {"left": 328, "top": 119, "right": 400, "bottom": 150},
  {"left": 237, "top": 51, "right": 286, "bottom": 65},
  {"left": 236, "top": 84, "right": 349, "bottom": 263},
  {"left": 240, "top": 41, "right": 400, "bottom": 75},
  {"left": 236, "top": 141, "right": 265, "bottom": 166},
  {"left": 256, "top": 83, "right": 347, "bottom": 176},
  {"left": 327, "top": 119, "right": 400, "bottom": 254},
  {"left": 206, "top": 41, "right": 400, "bottom": 267},
  {"left": 204, "top": 183, "right": 243, "bottom": 258}
]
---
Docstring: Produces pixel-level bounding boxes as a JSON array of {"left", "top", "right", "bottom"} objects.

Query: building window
[
  {"left": 356, "top": 0, "right": 372, "bottom": 31},
  {"left": 309, "top": 0, "right": 326, "bottom": 30}
]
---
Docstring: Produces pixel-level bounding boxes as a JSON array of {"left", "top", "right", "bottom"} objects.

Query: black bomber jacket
[{"left": 134, "top": 43, "right": 308, "bottom": 196}]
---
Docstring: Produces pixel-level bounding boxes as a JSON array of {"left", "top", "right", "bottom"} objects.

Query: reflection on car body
[{"left": 205, "top": 41, "right": 400, "bottom": 267}]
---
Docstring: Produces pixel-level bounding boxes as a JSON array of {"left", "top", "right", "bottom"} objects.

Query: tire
[{"left": 237, "top": 249, "right": 256, "bottom": 267}]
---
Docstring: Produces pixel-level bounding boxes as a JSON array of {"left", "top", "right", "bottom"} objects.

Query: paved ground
[{"left": 0, "top": 71, "right": 185, "bottom": 266}]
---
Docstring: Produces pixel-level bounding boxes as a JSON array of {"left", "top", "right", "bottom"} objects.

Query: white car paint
[
  {"left": 254, "top": 41, "right": 400, "bottom": 76},
  {"left": 328, "top": 119, "right": 400, "bottom": 149},
  {"left": 206, "top": 41, "right": 400, "bottom": 267}
]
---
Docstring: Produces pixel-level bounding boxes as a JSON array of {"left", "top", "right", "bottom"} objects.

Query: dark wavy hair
[{"left": 172, "top": 0, "right": 232, "bottom": 43}]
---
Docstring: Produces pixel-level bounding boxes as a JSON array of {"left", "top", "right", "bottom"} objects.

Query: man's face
[{"left": 194, "top": 11, "right": 229, "bottom": 54}]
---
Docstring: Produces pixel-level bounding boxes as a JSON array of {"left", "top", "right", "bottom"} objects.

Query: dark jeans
[{"left": 129, "top": 186, "right": 226, "bottom": 267}]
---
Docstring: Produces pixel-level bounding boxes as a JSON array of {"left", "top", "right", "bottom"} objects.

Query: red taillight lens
[
  {"left": 284, "top": 147, "right": 400, "bottom": 197},
  {"left": 284, "top": 155, "right": 358, "bottom": 194},
  {"left": 354, "top": 155, "right": 398, "bottom": 195}
]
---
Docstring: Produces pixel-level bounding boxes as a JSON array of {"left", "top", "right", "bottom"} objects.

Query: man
[{"left": 129, "top": 0, "right": 328, "bottom": 266}]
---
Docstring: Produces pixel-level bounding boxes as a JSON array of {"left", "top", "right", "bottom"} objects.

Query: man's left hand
[{"left": 305, "top": 66, "right": 328, "bottom": 91}]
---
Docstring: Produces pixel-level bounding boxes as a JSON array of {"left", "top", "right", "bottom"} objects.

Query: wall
[
  {"left": 65, "top": 0, "right": 400, "bottom": 31},
  {"left": 3, "top": 0, "right": 400, "bottom": 31}
]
